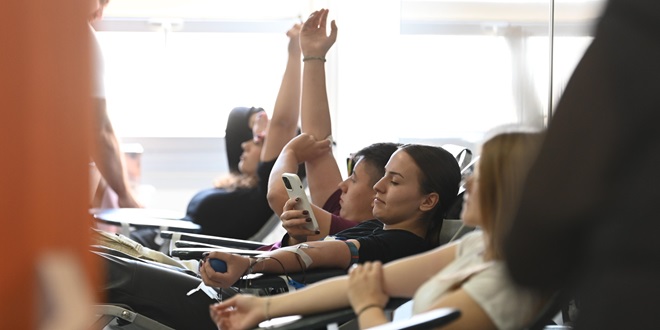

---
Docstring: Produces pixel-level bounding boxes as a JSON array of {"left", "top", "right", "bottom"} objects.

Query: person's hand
[
  {"left": 283, "top": 133, "right": 333, "bottom": 164},
  {"left": 209, "top": 294, "right": 266, "bottom": 330},
  {"left": 199, "top": 251, "right": 250, "bottom": 288},
  {"left": 286, "top": 23, "right": 302, "bottom": 55},
  {"left": 252, "top": 111, "right": 269, "bottom": 143},
  {"left": 348, "top": 261, "right": 389, "bottom": 314},
  {"left": 300, "top": 8, "right": 338, "bottom": 58},
  {"left": 281, "top": 197, "right": 319, "bottom": 243}
]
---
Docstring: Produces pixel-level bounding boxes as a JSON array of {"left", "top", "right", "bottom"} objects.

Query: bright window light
[{"left": 98, "top": 31, "right": 288, "bottom": 137}]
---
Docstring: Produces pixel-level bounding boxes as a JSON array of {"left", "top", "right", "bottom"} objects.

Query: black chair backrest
[{"left": 438, "top": 218, "right": 475, "bottom": 246}]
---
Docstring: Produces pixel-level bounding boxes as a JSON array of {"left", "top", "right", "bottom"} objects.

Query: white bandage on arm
[{"left": 257, "top": 243, "right": 313, "bottom": 268}]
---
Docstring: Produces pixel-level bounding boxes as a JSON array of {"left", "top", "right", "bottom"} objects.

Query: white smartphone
[{"left": 281, "top": 173, "right": 319, "bottom": 232}]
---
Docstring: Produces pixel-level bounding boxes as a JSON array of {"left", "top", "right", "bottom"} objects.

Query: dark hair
[
  {"left": 399, "top": 144, "right": 461, "bottom": 247},
  {"left": 352, "top": 142, "right": 402, "bottom": 185}
]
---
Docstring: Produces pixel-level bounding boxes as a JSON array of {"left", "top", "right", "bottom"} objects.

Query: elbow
[{"left": 267, "top": 190, "right": 286, "bottom": 217}]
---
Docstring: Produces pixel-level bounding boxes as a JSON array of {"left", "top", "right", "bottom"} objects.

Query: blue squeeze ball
[{"left": 209, "top": 258, "right": 227, "bottom": 273}]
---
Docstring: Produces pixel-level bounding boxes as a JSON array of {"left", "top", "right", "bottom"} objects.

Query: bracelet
[
  {"left": 303, "top": 56, "right": 326, "bottom": 62},
  {"left": 264, "top": 297, "right": 271, "bottom": 320},
  {"left": 356, "top": 304, "right": 382, "bottom": 317}
]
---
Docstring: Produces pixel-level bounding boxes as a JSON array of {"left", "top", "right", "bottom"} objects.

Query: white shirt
[{"left": 412, "top": 231, "right": 542, "bottom": 330}]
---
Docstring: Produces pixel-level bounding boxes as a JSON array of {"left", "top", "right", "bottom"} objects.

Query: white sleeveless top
[{"left": 412, "top": 231, "right": 542, "bottom": 330}]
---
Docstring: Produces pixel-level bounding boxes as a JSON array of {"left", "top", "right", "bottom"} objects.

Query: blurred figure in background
[
  {"left": 504, "top": 0, "right": 660, "bottom": 328},
  {"left": 88, "top": 0, "right": 142, "bottom": 209}
]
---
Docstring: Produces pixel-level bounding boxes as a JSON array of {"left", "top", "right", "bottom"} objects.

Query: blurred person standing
[
  {"left": 88, "top": 0, "right": 142, "bottom": 208},
  {"left": 504, "top": 0, "right": 660, "bottom": 328}
]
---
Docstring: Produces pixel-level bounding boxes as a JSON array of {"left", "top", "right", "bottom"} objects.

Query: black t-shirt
[
  {"left": 333, "top": 220, "right": 433, "bottom": 263},
  {"left": 185, "top": 160, "right": 275, "bottom": 239}
]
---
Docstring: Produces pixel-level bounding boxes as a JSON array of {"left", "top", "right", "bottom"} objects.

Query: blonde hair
[{"left": 477, "top": 131, "right": 544, "bottom": 259}]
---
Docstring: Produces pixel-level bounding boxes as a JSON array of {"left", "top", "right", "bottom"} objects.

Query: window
[
  {"left": 98, "top": 31, "right": 290, "bottom": 137},
  {"left": 96, "top": 0, "right": 605, "bottom": 143}
]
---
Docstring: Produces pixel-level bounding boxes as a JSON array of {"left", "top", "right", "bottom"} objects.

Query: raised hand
[
  {"left": 252, "top": 111, "right": 269, "bottom": 142},
  {"left": 300, "top": 8, "right": 338, "bottom": 58},
  {"left": 283, "top": 133, "right": 333, "bottom": 164},
  {"left": 280, "top": 197, "right": 320, "bottom": 242},
  {"left": 286, "top": 23, "right": 302, "bottom": 55}
]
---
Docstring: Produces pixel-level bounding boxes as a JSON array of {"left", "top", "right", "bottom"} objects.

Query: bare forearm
[
  {"left": 267, "top": 149, "right": 302, "bottom": 215},
  {"left": 268, "top": 276, "right": 351, "bottom": 318},
  {"left": 92, "top": 98, "right": 136, "bottom": 205},
  {"left": 271, "top": 52, "right": 301, "bottom": 126},
  {"left": 262, "top": 52, "right": 302, "bottom": 162},
  {"left": 301, "top": 61, "right": 331, "bottom": 140},
  {"left": 255, "top": 240, "right": 351, "bottom": 274}
]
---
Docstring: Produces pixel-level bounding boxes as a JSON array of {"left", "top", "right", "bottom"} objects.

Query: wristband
[{"left": 345, "top": 241, "right": 359, "bottom": 268}]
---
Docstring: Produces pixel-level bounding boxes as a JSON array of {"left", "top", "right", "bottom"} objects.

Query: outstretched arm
[
  {"left": 208, "top": 241, "right": 460, "bottom": 330},
  {"left": 259, "top": 24, "right": 302, "bottom": 162},
  {"left": 92, "top": 98, "right": 141, "bottom": 208},
  {"left": 200, "top": 237, "right": 352, "bottom": 288},
  {"left": 298, "top": 9, "right": 343, "bottom": 206},
  {"left": 210, "top": 276, "right": 351, "bottom": 330}
]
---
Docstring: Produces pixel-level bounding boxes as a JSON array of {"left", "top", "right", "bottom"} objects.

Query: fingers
[
  {"left": 210, "top": 299, "right": 237, "bottom": 329},
  {"left": 329, "top": 20, "right": 338, "bottom": 43},
  {"left": 287, "top": 23, "right": 302, "bottom": 39},
  {"left": 349, "top": 261, "right": 383, "bottom": 275},
  {"left": 303, "top": 8, "right": 330, "bottom": 30},
  {"left": 282, "top": 197, "right": 300, "bottom": 211},
  {"left": 303, "top": 10, "right": 321, "bottom": 30},
  {"left": 280, "top": 208, "right": 317, "bottom": 237},
  {"left": 318, "top": 9, "right": 328, "bottom": 31},
  {"left": 211, "top": 296, "right": 239, "bottom": 313}
]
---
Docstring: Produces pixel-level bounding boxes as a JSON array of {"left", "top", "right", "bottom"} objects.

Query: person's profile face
[
  {"left": 337, "top": 160, "right": 378, "bottom": 222},
  {"left": 371, "top": 150, "right": 427, "bottom": 225},
  {"left": 237, "top": 138, "right": 263, "bottom": 176},
  {"left": 461, "top": 164, "right": 482, "bottom": 227}
]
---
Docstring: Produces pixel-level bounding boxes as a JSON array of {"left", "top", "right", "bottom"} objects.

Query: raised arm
[
  {"left": 298, "top": 9, "right": 343, "bottom": 205},
  {"left": 259, "top": 24, "right": 302, "bottom": 162}
]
